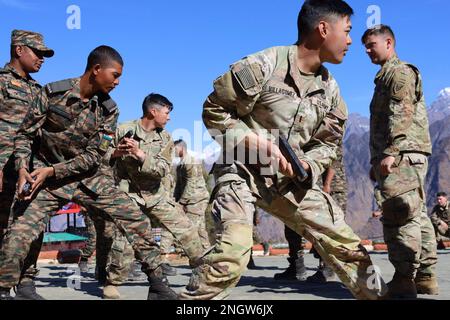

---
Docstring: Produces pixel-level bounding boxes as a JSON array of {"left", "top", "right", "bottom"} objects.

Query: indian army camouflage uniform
[
  {"left": 79, "top": 210, "right": 96, "bottom": 261},
  {"left": 370, "top": 55, "right": 437, "bottom": 282},
  {"left": 105, "top": 119, "right": 205, "bottom": 283},
  {"left": 174, "top": 152, "right": 211, "bottom": 249},
  {"left": 0, "top": 63, "right": 45, "bottom": 285},
  {"left": 0, "top": 78, "right": 165, "bottom": 290},
  {"left": 91, "top": 161, "right": 136, "bottom": 286},
  {"left": 180, "top": 45, "right": 387, "bottom": 300},
  {"left": 430, "top": 201, "right": 450, "bottom": 241}
]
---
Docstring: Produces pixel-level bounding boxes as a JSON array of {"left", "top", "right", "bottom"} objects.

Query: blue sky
[{"left": 1, "top": 0, "right": 449, "bottom": 149}]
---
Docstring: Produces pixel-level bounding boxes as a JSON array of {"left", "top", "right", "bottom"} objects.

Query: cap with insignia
[{"left": 11, "top": 29, "right": 54, "bottom": 58}]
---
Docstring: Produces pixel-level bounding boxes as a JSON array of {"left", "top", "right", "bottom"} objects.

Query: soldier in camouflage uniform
[
  {"left": 363, "top": 25, "right": 438, "bottom": 298},
  {"left": 0, "top": 46, "right": 178, "bottom": 300},
  {"left": 102, "top": 93, "right": 205, "bottom": 299},
  {"left": 174, "top": 139, "right": 211, "bottom": 250},
  {"left": 429, "top": 192, "right": 450, "bottom": 249},
  {"left": 180, "top": 0, "right": 387, "bottom": 300},
  {"left": 0, "top": 30, "right": 54, "bottom": 300}
]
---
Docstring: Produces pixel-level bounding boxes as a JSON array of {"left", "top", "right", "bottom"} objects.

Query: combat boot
[
  {"left": 307, "top": 262, "right": 336, "bottom": 284},
  {"left": 160, "top": 262, "right": 177, "bottom": 276},
  {"left": 247, "top": 255, "right": 257, "bottom": 270},
  {"left": 274, "top": 256, "right": 307, "bottom": 281},
  {"left": 147, "top": 269, "right": 178, "bottom": 300},
  {"left": 103, "top": 284, "right": 121, "bottom": 299},
  {"left": 14, "top": 281, "right": 45, "bottom": 300},
  {"left": 415, "top": 274, "right": 439, "bottom": 295},
  {"left": 382, "top": 273, "right": 417, "bottom": 299},
  {"left": 127, "top": 261, "right": 147, "bottom": 282},
  {"left": 0, "top": 287, "right": 13, "bottom": 300}
]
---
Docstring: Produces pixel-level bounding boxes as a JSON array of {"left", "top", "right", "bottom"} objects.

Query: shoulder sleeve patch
[{"left": 390, "top": 67, "right": 415, "bottom": 101}]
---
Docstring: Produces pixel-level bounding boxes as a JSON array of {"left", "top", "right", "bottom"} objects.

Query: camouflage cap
[{"left": 11, "top": 29, "right": 54, "bottom": 58}]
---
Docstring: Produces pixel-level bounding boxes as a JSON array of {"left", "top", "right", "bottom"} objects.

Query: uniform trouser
[
  {"left": 184, "top": 199, "right": 211, "bottom": 250},
  {"left": 0, "top": 165, "right": 42, "bottom": 284},
  {"left": 284, "top": 225, "right": 303, "bottom": 265},
  {"left": 160, "top": 225, "right": 175, "bottom": 255},
  {"left": 82, "top": 210, "right": 135, "bottom": 284},
  {"left": 0, "top": 183, "right": 162, "bottom": 289},
  {"left": 80, "top": 212, "right": 97, "bottom": 260},
  {"left": 106, "top": 225, "right": 136, "bottom": 285},
  {"left": 106, "top": 196, "right": 205, "bottom": 285},
  {"left": 284, "top": 190, "right": 347, "bottom": 265},
  {"left": 179, "top": 173, "right": 387, "bottom": 300},
  {"left": 434, "top": 229, "right": 450, "bottom": 243},
  {"left": 376, "top": 153, "right": 437, "bottom": 279}
]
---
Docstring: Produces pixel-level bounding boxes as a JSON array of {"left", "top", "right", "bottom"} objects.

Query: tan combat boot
[
  {"left": 103, "top": 284, "right": 121, "bottom": 299},
  {"left": 415, "top": 274, "right": 439, "bottom": 295},
  {"left": 382, "top": 273, "right": 417, "bottom": 299}
]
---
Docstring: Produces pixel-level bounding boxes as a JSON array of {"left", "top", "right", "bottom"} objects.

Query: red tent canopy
[{"left": 56, "top": 202, "right": 81, "bottom": 215}]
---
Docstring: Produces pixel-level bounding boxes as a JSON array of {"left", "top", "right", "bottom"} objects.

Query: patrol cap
[{"left": 11, "top": 29, "right": 54, "bottom": 58}]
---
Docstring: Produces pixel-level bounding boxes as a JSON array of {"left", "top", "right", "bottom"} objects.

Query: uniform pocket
[
  {"left": 6, "top": 86, "right": 29, "bottom": 103},
  {"left": 406, "top": 153, "right": 426, "bottom": 166},
  {"left": 380, "top": 155, "right": 420, "bottom": 198}
]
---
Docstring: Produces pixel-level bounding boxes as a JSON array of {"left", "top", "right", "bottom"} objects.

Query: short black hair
[
  {"left": 142, "top": 93, "right": 173, "bottom": 116},
  {"left": 361, "top": 24, "right": 396, "bottom": 45},
  {"left": 297, "top": 0, "right": 354, "bottom": 43},
  {"left": 174, "top": 139, "right": 187, "bottom": 149},
  {"left": 437, "top": 192, "right": 447, "bottom": 198},
  {"left": 85, "top": 45, "right": 123, "bottom": 72}
]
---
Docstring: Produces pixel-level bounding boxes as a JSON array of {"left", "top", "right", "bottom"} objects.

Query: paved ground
[{"left": 29, "top": 250, "right": 450, "bottom": 300}]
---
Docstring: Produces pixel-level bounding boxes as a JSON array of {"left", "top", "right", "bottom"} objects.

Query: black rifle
[{"left": 278, "top": 135, "right": 308, "bottom": 183}]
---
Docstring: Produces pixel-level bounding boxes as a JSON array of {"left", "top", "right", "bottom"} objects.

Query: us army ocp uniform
[
  {"left": 106, "top": 119, "right": 205, "bottom": 283},
  {"left": 174, "top": 153, "right": 211, "bottom": 249},
  {"left": 180, "top": 45, "right": 387, "bottom": 300},
  {"left": 370, "top": 55, "right": 437, "bottom": 280}
]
